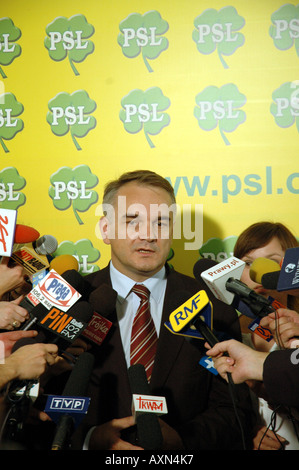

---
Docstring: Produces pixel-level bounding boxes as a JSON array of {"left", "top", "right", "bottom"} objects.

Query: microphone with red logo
[
  {"left": 80, "top": 284, "right": 117, "bottom": 347},
  {"left": 128, "top": 364, "right": 166, "bottom": 450}
]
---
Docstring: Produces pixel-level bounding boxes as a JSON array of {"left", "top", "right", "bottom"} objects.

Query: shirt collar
[{"left": 109, "top": 261, "right": 166, "bottom": 304}]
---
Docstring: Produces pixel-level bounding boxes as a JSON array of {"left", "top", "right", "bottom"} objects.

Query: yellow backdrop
[{"left": 1, "top": 0, "right": 298, "bottom": 277}]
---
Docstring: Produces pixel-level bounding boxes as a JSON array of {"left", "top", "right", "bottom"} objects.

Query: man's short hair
[{"left": 103, "top": 170, "right": 176, "bottom": 206}]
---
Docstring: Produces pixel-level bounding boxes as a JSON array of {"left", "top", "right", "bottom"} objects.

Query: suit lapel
[{"left": 150, "top": 268, "right": 186, "bottom": 389}]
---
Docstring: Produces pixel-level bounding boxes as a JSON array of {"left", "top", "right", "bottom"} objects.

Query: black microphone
[
  {"left": 80, "top": 284, "right": 117, "bottom": 347},
  {"left": 127, "top": 364, "right": 163, "bottom": 450},
  {"left": 51, "top": 352, "right": 95, "bottom": 450},
  {"left": 12, "top": 300, "right": 93, "bottom": 356}
]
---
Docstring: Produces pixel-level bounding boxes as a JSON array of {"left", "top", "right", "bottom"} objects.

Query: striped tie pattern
[{"left": 130, "top": 284, "right": 158, "bottom": 382}]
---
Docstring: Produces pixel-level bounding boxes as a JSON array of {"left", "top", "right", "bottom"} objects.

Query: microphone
[
  {"left": 81, "top": 284, "right": 117, "bottom": 347},
  {"left": 32, "top": 235, "right": 58, "bottom": 255},
  {"left": 50, "top": 255, "right": 79, "bottom": 275},
  {"left": 196, "top": 257, "right": 275, "bottom": 318},
  {"left": 165, "top": 289, "right": 215, "bottom": 343},
  {"left": 255, "top": 247, "right": 299, "bottom": 294},
  {"left": 48, "top": 352, "right": 95, "bottom": 450},
  {"left": 127, "top": 364, "right": 165, "bottom": 450},
  {"left": 12, "top": 299, "right": 93, "bottom": 355},
  {"left": 249, "top": 257, "right": 281, "bottom": 286},
  {"left": 19, "top": 269, "right": 84, "bottom": 330},
  {"left": 14, "top": 224, "right": 40, "bottom": 244},
  {"left": 10, "top": 234, "right": 58, "bottom": 275}
]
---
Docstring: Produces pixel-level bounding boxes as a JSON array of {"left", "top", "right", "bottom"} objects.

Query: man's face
[{"left": 100, "top": 182, "right": 174, "bottom": 281}]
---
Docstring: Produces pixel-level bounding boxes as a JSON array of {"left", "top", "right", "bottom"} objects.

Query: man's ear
[{"left": 98, "top": 216, "right": 111, "bottom": 245}]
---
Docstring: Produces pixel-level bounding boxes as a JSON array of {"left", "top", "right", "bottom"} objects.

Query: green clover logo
[
  {"left": 49, "top": 165, "right": 98, "bottom": 225},
  {"left": 0, "top": 18, "right": 22, "bottom": 79},
  {"left": 119, "top": 87, "right": 170, "bottom": 148},
  {"left": 46, "top": 90, "right": 96, "bottom": 150},
  {"left": 199, "top": 236, "right": 237, "bottom": 261},
  {"left": 54, "top": 239, "right": 100, "bottom": 275},
  {"left": 192, "top": 6, "right": 245, "bottom": 69},
  {"left": 194, "top": 83, "right": 246, "bottom": 145},
  {"left": 270, "top": 81, "right": 299, "bottom": 131},
  {"left": 269, "top": 4, "right": 299, "bottom": 56},
  {"left": 0, "top": 92, "right": 24, "bottom": 153},
  {"left": 0, "top": 167, "right": 26, "bottom": 210},
  {"left": 44, "top": 14, "right": 95, "bottom": 75},
  {"left": 117, "top": 11, "right": 169, "bottom": 72}
]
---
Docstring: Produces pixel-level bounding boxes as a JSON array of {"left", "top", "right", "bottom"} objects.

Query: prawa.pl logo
[
  {"left": 0, "top": 93, "right": 24, "bottom": 153},
  {"left": 192, "top": 6, "right": 245, "bottom": 69},
  {"left": 49, "top": 164, "right": 98, "bottom": 225},
  {"left": 120, "top": 87, "right": 170, "bottom": 148},
  {"left": 271, "top": 81, "right": 299, "bottom": 133},
  {"left": 269, "top": 4, "right": 299, "bottom": 57},
  {"left": 0, "top": 18, "right": 22, "bottom": 79},
  {"left": 47, "top": 90, "right": 96, "bottom": 150},
  {"left": 44, "top": 14, "right": 95, "bottom": 75},
  {"left": 194, "top": 83, "right": 246, "bottom": 145},
  {"left": 117, "top": 10, "right": 169, "bottom": 72}
]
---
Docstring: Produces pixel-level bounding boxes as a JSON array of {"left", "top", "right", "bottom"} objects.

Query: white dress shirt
[{"left": 109, "top": 261, "right": 167, "bottom": 368}]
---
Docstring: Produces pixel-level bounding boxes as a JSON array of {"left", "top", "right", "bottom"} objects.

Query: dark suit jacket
[{"left": 71, "top": 263, "right": 254, "bottom": 450}]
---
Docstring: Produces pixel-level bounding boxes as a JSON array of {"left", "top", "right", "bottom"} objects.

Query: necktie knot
[{"left": 132, "top": 284, "right": 150, "bottom": 302}]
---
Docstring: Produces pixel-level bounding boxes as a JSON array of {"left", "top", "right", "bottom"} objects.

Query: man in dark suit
[{"left": 72, "top": 170, "right": 254, "bottom": 450}]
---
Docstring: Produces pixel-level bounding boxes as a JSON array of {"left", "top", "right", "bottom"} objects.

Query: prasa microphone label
[{"left": 27, "top": 269, "right": 81, "bottom": 311}]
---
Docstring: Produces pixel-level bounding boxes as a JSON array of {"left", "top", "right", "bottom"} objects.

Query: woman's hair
[
  {"left": 234, "top": 222, "right": 299, "bottom": 259},
  {"left": 102, "top": 170, "right": 176, "bottom": 206}
]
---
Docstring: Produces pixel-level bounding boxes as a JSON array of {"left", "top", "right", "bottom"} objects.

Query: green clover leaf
[
  {"left": 0, "top": 18, "right": 22, "bottom": 79},
  {"left": 44, "top": 14, "right": 94, "bottom": 75},
  {"left": 54, "top": 239, "right": 100, "bottom": 275},
  {"left": 199, "top": 236, "right": 237, "bottom": 261},
  {"left": 270, "top": 81, "right": 299, "bottom": 131},
  {"left": 46, "top": 90, "right": 96, "bottom": 150},
  {"left": 49, "top": 164, "right": 98, "bottom": 224},
  {"left": 117, "top": 11, "right": 169, "bottom": 72},
  {"left": 119, "top": 87, "right": 170, "bottom": 148},
  {"left": 0, "top": 92, "right": 24, "bottom": 153},
  {"left": 194, "top": 83, "right": 246, "bottom": 145},
  {"left": 269, "top": 4, "right": 299, "bottom": 56},
  {"left": 192, "top": 6, "right": 245, "bottom": 68},
  {"left": 0, "top": 166, "right": 26, "bottom": 209}
]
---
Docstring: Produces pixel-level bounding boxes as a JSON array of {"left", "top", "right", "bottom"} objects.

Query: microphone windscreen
[
  {"left": 250, "top": 258, "right": 280, "bottom": 284},
  {"left": 61, "top": 269, "right": 86, "bottom": 294},
  {"left": 193, "top": 257, "right": 217, "bottom": 280},
  {"left": 89, "top": 284, "right": 117, "bottom": 316},
  {"left": 50, "top": 255, "right": 79, "bottom": 275},
  {"left": 261, "top": 271, "right": 280, "bottom": 290},
  {"left": 34, "top": 235, "right": 58, "bottom": 255},
  {"left": 62, "top": 352, "right": 94, "bottom": 396},
  {"left": 127, "top": 364, "right": 163, "bottom": 450},
  {"left": 68, "top": 300, "right": 93, "bottom": 324},
  {"left": 14, "top": 224, "right": 40, "bottom": 243},
  {"left": 128, "top": 364, "right": 150, "bottom": 395}
]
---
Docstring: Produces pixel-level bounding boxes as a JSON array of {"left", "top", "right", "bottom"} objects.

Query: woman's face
[{"left": 240, "top": 236, "right": 287, "bottom": 304}]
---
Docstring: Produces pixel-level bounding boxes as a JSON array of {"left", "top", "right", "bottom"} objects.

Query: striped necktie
[{"left": 130, "top": 284, "right": 158, "bottom": 382}]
